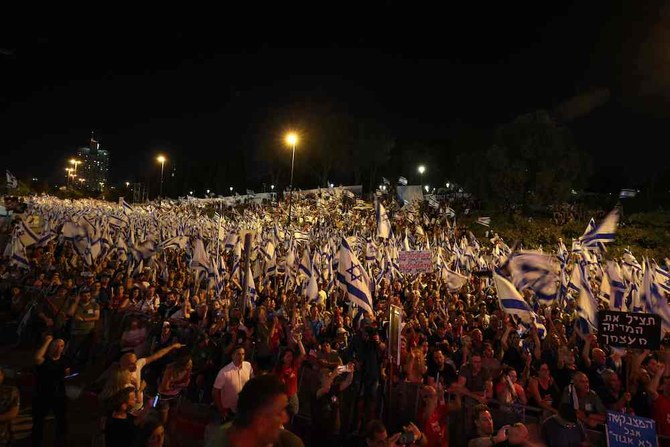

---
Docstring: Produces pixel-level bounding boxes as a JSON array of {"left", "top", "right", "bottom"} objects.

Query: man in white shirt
[{"left": 212, "top": 345, "right": 253, "bottom": 420}]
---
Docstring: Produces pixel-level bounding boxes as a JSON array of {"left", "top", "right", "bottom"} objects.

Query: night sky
[{"left": 2, "top": 2, "right": 669, "bottom": 194}]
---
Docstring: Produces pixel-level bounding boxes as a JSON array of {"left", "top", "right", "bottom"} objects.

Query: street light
[
  {"left": 125, "top": 181, "right": 130, "bottom": 187},
  {"left": 229, "top": 186, "right": 234, "bottom": 193},
  {"left": 270, "top": 184, "right": 275, "bottom": 191},
  {"left": 285, "top": 132, "right": 299, "bottom": 226},
  {"left": 417, "top": 165, "right": 426, "bottom": 188},
  {"left": 156, "top": 155, "right": 166, "bottom": 198},
  {"left": 70, "top": 159, "right": 81, "bottom": 177}
]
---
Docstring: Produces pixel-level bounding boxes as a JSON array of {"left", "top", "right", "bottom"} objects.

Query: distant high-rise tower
[{"left": 77, "top": 132, "right": 110, "bottom": 191}]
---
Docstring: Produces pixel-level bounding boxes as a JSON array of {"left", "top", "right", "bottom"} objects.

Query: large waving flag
[
  {"left": 337, "top": 237, "right": 373, "bottom": 315},
  {"left": 579, "top": 208, "right": 619, "bottom": 249},
  {"left": 376, "top": 201, "right": 392, "bottom": 239},
  {"left": 493, "top": 273, "right": 545, "bottom": 335},
  {"left": 507, "top": 251, "right": 558, "bottom": 303}
]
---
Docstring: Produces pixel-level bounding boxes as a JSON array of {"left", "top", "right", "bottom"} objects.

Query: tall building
[{"left": 77, "top": 134, "right": 110, "bottom": 191}]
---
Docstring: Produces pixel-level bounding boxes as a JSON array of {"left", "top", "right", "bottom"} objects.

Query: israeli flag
[
  {"left": 507, "top": 251, "right": 558, "bottom": 303},
  {"left": 398, "top": 176, "right": 408, "bottom": 186},
  {"left": 376, "top": 201, "right": 391, "bottom": 239},
  {"left": 305, "top": 256, "right": 319, "bottom": 303},
  {"left": 298, "top": 248, "right": 311, "bottom": 279},
  {"left": 6, "top": 170, "right": 17, "bottom": 189},
  {"left": 337, "top": 237, "right": 373, "bottom": 315},
  {"left": 573, "top": 262, "right": 599, "bottom": 333},
  {"left": 580, "top": 208, "right": 619, "bottom": 249},
  {"left": 476, "top": 217, "right": 491, "bottom": 227},
  {"left": 245, "top": 265, "right": 257, "bottom": 309},
  {"left": 606, "top": 261, "right": 626, "bottom": 310},
  {"left": 119, "top": 198, "right": 133, "bottom": 216},
  {"left": 493, "top": 273, "right": 544, "bottom": 329}
]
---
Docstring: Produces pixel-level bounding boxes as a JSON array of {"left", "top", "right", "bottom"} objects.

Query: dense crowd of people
[{"left": 0, "top": 191, "right": 668, "bottom": 447}]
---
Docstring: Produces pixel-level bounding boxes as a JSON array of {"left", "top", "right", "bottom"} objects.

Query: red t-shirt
[
  {"left": 652, "top": 394, "right": 670, "bottom": 437},
  {"left": 277, "top": 359, "right": 302, "bottom": 396},
  {"left": 421, "top": 404, "right": 449, "bottom": 447}
]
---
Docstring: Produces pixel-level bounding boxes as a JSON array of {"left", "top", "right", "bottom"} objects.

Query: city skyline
[{"left": 2, "top": 2, "right": 670, "bottom": 196}]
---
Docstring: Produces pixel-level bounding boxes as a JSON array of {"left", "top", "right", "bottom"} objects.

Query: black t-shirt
[
  {"left": 426, "top": 362, "right": 458, "bottom": 388},
  {"left": 105, "top": 414, "right": 136, "bottom": 447},
  {"left": 35, "top": 357, "right": 67, "bottom": 397},
  {"left": 312, "top": 385, "right": 341, "bottom": 437}
]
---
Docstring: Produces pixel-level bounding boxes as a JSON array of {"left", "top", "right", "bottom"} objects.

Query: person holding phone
[
  {"left": 33, "top": 335, "right": 69, "bottom": 447},
  {"left": 311, "top": 363, "right": 355, "bottom": 446}
]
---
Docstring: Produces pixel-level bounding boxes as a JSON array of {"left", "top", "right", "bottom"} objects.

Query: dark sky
[{"left": 2, "top": 2, "right": 669, "bottom": 193}]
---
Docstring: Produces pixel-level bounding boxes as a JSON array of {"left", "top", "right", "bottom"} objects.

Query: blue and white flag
[
  {"left": 337, "top": 237, "right": 373, "bottom": 315},
  {"left": 493, "top": 273, "right": 544, "bottom": 332},
  {"left": 573, "top": 262, "right": 599, "bottom": 333},
  {"left": 6, "top": 170, "right": 17, "bottom": 189},
  {"left": 476, "top": 217, "right": 491, "bottom": 227},
  {"left": 376, "top": 201, "right": 392, "bottom": 239},
  {"left": 580, "top": 208, "right": 619, "bottom": 249},
  {"left": 298, "top": 248, "right": 311, "bottom": 280},
  {"left": 507, "top": 251, "right": 558, "bottom": 303},
  {"left": 607, "top": 261, "right": 626, "bottom": 310},
  {"left": 245, "top": 264, "right": 257, "bottom": 309},
  {"left": 119, "top": 197, "right": 133, "bottom": 216},
  {"left": 305, "top": 256, "right": 319, "bottom": 303},
  {"left": 398, "top": 176, "right": 408, "bottom": 186}
]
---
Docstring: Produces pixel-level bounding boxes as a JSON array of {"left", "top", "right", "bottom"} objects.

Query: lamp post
[
  {"left": 285, "top": 132, "right": 299, "bottom": 226},
  {"left": 156, "top": 155, "right": 166, "bottom": 198},
  {"left": 417, "top": 165, "right": 426, "bottom": 186}
]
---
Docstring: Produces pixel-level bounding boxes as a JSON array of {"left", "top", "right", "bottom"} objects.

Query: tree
[{"left": 483, "top": 110, "right": 590, "bottom": 211}]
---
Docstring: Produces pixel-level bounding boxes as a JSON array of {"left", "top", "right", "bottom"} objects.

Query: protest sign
[
  {"left": 398, "top": 250, "right": 432, "bottom": 274},
  {"left": 606, "top": 411, "right": 657, "bottom": 447},
  {"left": 598, "top": 310, "right": 661, "bottom": 350}
]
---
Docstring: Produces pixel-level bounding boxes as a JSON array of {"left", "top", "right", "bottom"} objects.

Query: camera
[{"left": 397, "top": 431, "right": 415, "bottom": 445}]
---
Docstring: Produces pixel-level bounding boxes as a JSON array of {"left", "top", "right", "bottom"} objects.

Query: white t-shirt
[{"left": 213, "top": 361, "right": 253, "bottom": 411}]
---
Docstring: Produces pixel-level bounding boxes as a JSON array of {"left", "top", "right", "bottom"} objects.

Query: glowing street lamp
[
  {"left": 417, "top": 165, "right": 426, "bottom": 188},
  {"left": 70, "top": 159, "right": 81, "bottom": 177},
  {"left": 156, "top": 155, "right": 166, "bottom": 198},
  {"left": 270, "top": 184, "right": 275, "bottom": 191},
  {"left": 285, "top": 131, "right": 299, "bottom": 226}
]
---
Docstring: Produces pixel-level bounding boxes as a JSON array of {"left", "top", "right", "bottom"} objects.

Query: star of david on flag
[{"left": 337, "top": 237, "right": 373, "bottom": 315}]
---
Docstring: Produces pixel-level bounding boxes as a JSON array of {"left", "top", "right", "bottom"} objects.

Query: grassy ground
[{"left": 461, "top": 211, "right": 670, "bottom": 261}]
